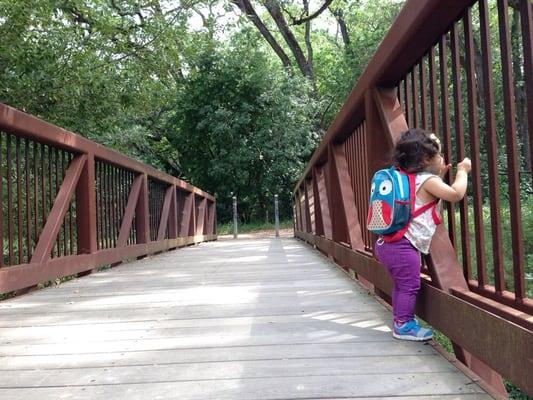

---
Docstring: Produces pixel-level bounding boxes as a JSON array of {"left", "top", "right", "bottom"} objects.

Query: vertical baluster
[
  {"left": 16, "top": 137, "right": 23, "bottom": 264},
  {"left": 7, "top": 134, "right": 13, "bottom": 265},
  {"left": 464, "top": 10, "right": 484, "bottom": 285},
  {"left": 156, "top": 183, "right": 159, "bottom": 240},
  {"left": 126, "top": 172, "right": 131, "bottom": 245},
  {"left": 363, "top": 123, "right": 371, "bottom": 248},
  {"left": 158, "top": 184, "right": 161, "bottom": 239},
  {"left": 497, "top": 0, "right": 525, "bottom": 300},
  {"left": 48, "top": 146, "right": 53, "bottom": 256},
  {"left": 120, "top": 168, "right": 125, "bottom": 235},
  {"left": 0, "top": 133, "right": 3, "bottom": 267},
  {"left": 61, "top": 150, "right": 67, "bottom": 257},
  {"left": 439, "top": 34, "right": 457, "bottom": 249},
  {"left": 161, "top": 185, "right": 165, "bottom": 238},
  {"left": 519, "top": 0, "right": 533, "bottom": 176},
  {"left": 355, "top": 130, "right": 361, "bottom": 246},
  {"left": 33, "top": 142, "right": 38, "bottom": 250},
  {"left": 95, "top": 162, "right": 100, "bottom": 250},
  {"left": 152, "top": 182, "right": 155, "bottom": 241},
  {"left": 429, "top": 47, "right": 439, "bottom": 134},
  {"left": 148, "top": 181, "right": 152, "bottom": 240},
  {"left": 117, "top": 168, "right": 122, "bottom": 240},
  {"left": 100, "top": 162, "right": 105, "bottom": 249},
  {"left": 130, "top": 172, "right": 135, "bottom": 244},
  {"left": 99, "top": 162, "right": 104, "bottom": 250},
  {"left": 69, "top": 153, "right": 74, "bottom": 255},
  {"left": 412, "top": 68, "right": 419, "bottom": 127},
  {"left": 25, "top": 140, "right": 31, "bottom": 262},
  {"left": 48, "top": 146, "right": 52, "bottom": 231},
  {"left": 479, "top": 0, "right": 504, "bottom": 289},
  {"left": 148, "top": 180, "right": 152, "bottom": 240},
  {"left": 157, "top": 184, "right": 161, "bottom": 240},
  {"left": 105, "top": 163, "right": 111, "bottom": 249},
  {"left": 420, "top": 58, "right": 428, "bottom": 129},
  {"left": 54, "top": 147, "right": 60, "bottom": 257},
  {"left": 115, "top": 167, "right": 120, "bottom": 246},
  {"left": 41, "top": 144, "right": 46, "bottom": 233},
  {"left": 356, "top": 131, "right": 364, "bottom": 246},
  {"left": 154, "top": 182, "right": 158, "bottom": 240},
  {"left": 111, "top": 166, "right": 116, "bottom": 247},
  {"left": 404, "top": 76, "right": 411, "bottom": 126}
]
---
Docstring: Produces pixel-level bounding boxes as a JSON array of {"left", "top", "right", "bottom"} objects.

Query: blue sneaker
[{"left": 393, "top": 319, "right": 433, "bottom": 341}]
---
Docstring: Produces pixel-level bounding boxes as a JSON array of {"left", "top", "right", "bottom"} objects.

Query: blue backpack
[{"left": 366, "top": 167, "right": 438, "bottom": 242}]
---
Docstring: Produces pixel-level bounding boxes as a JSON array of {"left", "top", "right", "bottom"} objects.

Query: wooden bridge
[
  {"left": 0, "top": 0, "right": 532, "bottom": 399},
  {"left": 1, "top": 237, "right": 492, "bottom": 399}
]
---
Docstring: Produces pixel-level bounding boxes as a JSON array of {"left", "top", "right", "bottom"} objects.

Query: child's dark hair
[{"left": 393, "top": 128, "right": 440, "bottom": 173}]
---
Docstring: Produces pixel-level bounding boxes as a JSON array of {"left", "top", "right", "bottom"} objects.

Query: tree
[{"left": 166, "top": 29, "right": 319, "bottom": 221}]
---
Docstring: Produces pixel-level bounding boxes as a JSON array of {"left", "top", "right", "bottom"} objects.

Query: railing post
[
  {"left": 76, "top": 153, "right": 97, "bottom": 255},
  {"left": 274, "top": 194, "right": 279, "bottom": 237},
  {"left": 168, "top": 186, "right": 178, "bottom": 240},
  {"left": 232, "top": 196, "right": 238, "bottom": 239},
  {"left": 135, "top": 173, "right": 150, "bottom": 244}
]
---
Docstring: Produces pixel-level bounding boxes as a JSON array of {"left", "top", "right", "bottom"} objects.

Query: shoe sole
[{"left": 393, "top": 332, "right": 433, "bottom": 341}]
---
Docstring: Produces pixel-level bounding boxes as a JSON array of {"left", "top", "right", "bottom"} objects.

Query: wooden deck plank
[{"left": 0, "top": 237, "right": 491, "bottom": 399}]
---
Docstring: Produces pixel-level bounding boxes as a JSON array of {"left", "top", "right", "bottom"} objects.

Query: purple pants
[{"left": 374, "top": 237, "right": 421, "bottom": 324}]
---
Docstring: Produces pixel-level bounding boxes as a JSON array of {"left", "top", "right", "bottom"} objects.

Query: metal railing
[
  {"left": 0, "top": 103, "right": 216, "bottom": 294},
  {"left": 293, "top": 0, "right": 532, "bottom": 397}
]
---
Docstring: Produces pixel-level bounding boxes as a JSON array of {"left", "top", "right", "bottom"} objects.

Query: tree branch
[
  {"left": 232, "top": 0, "right": 292, "bottom": 68},
  {"left": 291, "top": 0, "right": 334, "bottom": 25},
  {"left": 263, "top": 0, "right": 313, "bottom": 80},
  {"left": 330, "top": 7, "right": 350, "bottom": 47},
  {"left": 303, "top": 0, "right": 314, "bottom": 85}
]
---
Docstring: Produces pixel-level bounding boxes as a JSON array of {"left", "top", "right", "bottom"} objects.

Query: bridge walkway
[{"left": 0, "top": 237, "right": 490, "bottom": 399}]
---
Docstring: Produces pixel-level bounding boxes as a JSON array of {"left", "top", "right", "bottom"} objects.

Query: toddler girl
[{"left": 374, "top": 128, "right": 471, "bottom": 341}]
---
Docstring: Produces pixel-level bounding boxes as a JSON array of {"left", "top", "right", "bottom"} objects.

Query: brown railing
[
  {"left": 293, "top": 0, "right": 532, "bottom": 397},
  {"left": 0, "top": 103, "right": 216, "bottom": 294}
]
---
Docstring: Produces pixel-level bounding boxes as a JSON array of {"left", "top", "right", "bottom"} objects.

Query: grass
[{"left": 217, "top": 219, "right": 293, "bottom": 235}]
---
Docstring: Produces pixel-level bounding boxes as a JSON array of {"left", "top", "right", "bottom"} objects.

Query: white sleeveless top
[{"left": 404, "top": 172, "right": 442, "bottom": 254}]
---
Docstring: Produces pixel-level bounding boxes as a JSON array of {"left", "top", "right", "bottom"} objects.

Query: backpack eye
[
  {"left": 370, "top": 182, "right": 375, "bottom": 195},
  {"left": 379, "top": 180, "right": 393, "bottom": 195}
]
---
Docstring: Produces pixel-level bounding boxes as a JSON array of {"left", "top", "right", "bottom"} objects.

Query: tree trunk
[
  {"left": 331, "top": 8, "right": 350, "bottom": 49},
  {"left": 232, "top": 0, "right": 292, "bottom": 69},
  {"left": 263, "top": 0, "right": 314, "bottom": 82},
  {"left": 302, "top": 0, "right": 316, "bottom": 91}
]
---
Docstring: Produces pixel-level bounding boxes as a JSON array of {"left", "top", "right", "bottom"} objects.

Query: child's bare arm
[{"left": 423, "top": 158, "right": 471, "bottom": 203}]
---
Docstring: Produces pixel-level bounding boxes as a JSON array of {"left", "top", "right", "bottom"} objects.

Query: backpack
[{"left": 366, "top": 167, "right": 439, "bottom": 242}]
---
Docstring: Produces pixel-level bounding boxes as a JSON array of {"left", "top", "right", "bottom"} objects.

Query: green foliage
[
  {"left": 314, "top": 0, "right": 404, "bottom": 126},
  {"left": 0, "top": 0, "right": 404, "bottom": 225},
  {"left": 446, "top": 196, "right": 533, "bottom": 298},
  {"left": 167, "top": 29, "right": 320, "bottom": 222},
  {"left": 0, "top": 0, "right": 186, "bottom": 163},
  {"left": 217, "top": 218, "right": 293, "bottom": 235}
]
